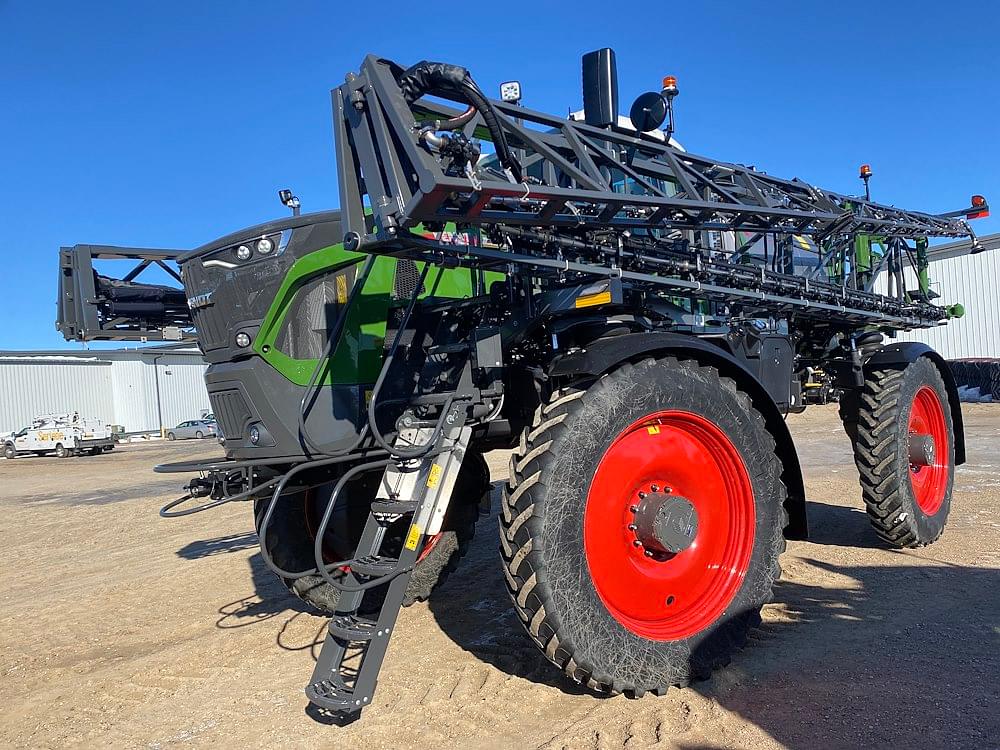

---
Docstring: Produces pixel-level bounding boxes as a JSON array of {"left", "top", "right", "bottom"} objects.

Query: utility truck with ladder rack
[{"left": 56, "top": 48, "right": 991, "bottom": 720}]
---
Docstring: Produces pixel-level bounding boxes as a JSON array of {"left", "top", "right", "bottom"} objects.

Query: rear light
[{"left": 967, "top": 194, "right": 989, "bottom": 220}]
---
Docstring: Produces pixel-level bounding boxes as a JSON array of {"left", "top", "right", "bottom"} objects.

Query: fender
[
  {"left": 866, "top": 342, "right": 966, "bottom": 465},
  {"left": 550, "top": 332, "right": 809, "bottom": 540}
]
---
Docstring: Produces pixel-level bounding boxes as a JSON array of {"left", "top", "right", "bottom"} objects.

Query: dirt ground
[{"left": 1, "top": 405, "right": 998, "bottom": 750}]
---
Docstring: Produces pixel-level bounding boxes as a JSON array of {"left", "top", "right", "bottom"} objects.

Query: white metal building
[
  {"left": 876, "top": 232, "right": 1000, "bottom": 359},
  {"left": 0, "top": 346, "right": 209, "bottom": 434}
]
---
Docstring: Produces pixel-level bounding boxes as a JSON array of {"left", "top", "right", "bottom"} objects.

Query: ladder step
[
  {"left": 351, "top": 555, "right": 403, "bottom": 577},
  {"left": 305, "top": 677, "right": 361, "bottom": 712},
  {"left": 328, "top": 614, "right": 386, "bottom": 642},
  {"left": 371, "top": 499, "right": 417, "bottom": 515}
]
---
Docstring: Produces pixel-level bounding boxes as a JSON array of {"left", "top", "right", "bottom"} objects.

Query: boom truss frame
[{"left": 333, "top": 55, "right": 985, "bottom": 330}]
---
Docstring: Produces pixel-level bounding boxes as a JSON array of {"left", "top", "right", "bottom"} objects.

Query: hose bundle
[{"left": 395, "top": 60, "right": 523, "bottom": 183}]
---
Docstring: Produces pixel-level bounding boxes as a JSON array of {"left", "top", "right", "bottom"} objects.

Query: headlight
[
  {"left": 235, "top": 332, "right": 252, "bottom": 348},
  {"left": 256, "top": 237, "right": 274, "bottom": 255},
  {"left": 248, "top": 425, "right": 260, "bottom": 445},
  {"left": 235, "top": 244, "right": 252, "bottom": 261}
]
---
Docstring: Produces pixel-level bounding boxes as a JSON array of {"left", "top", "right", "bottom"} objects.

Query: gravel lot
[{"left": 2, "top": 405, "right": 998, "bottom": 749}]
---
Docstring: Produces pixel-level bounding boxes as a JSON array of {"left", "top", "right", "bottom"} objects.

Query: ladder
[{"left": 305, "top": 421, "right": 471, "bottom": 716}]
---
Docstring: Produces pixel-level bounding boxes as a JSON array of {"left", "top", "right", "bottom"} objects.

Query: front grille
[
  {"left": 182, "top": 261, "right": 228, "bottom": 350},
  {"left": 209, "top": 389, "right": 252, "bottom": 441},
  {"left": 190, "top": 305, "right": 227, "bottom": 350}
]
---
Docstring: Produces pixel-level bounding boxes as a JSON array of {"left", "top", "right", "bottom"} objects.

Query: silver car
[{"left": 166, "top": 420, "right": 218, "bottom": 441}]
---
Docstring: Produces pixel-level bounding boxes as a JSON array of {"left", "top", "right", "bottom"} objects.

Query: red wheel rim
[
  {"left": 583, "top": 411, "right": 756, "bottom": 641},
  {"left": 907, "top": 385, "right": 949, "bottom": 515}
]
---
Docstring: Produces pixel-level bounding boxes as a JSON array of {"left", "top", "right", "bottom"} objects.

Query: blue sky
[{"left": 2, "top": 1, "right": 997, "bottom": 350}]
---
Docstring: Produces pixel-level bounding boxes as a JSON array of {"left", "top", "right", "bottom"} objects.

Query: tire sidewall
[
  {"left": 536, "top": 360, "right": 784, "bottom": 685},
  {"left": 895, "top": 358, "right": 954, "bottom": 539}
]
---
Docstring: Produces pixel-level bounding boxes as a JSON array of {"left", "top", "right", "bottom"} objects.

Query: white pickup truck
[{"left": 3, "top": 414, "right": 115, "bottom": 459}]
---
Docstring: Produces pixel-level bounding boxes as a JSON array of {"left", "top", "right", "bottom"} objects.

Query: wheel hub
[
  {"left": 908, "top": 432, "right": 935, "bottom": 468},
  {"left": 631, "top": 489, "right": 699, "bottom": 556}
]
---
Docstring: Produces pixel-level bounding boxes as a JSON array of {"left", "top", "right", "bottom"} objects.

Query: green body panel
[
  {"left": 915, "top": 237, "right": 930, "bottom": 297},
  {"left": 854, "top": 234, "right": 873, "bottom": 273},
  {"left": 255, "top": 234, "right": 500, "bottom": 386}
]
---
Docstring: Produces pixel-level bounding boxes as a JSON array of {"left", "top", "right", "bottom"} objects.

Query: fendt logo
[{"left": 188, "top": 292, "right": 214, "bottom": 310}]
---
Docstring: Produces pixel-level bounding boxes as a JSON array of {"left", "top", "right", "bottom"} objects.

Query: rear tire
[
  {"left": 255, "top": 452, "right": 490, "bottom": 614},
  {"left": 167, "top": 433, "right": 176, "bottom": 441},
  {"left": 195, "top": 431, "right": 204, "bottom": 439},
  {"left": 501, "top": 357, "right": 786, "bottom": 697},
  {"left": 850, "top": 357, "right": 954, "bottom": 547}
]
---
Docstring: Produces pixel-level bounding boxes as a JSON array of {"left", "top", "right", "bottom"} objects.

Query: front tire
[
  {"left": 501, "top": 357, "right": 786, "bottom": 697},
  {"left": 850, "top": 357, "right": 954, "bottom": 547},
  {"left": 55, "top": 444, "right": 68, "bottom": 458},
  {"left": 4, "top": 444, "right": 16, "bottom": 460}
]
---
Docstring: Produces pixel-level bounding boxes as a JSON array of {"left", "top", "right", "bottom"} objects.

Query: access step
[
  {"left": 305, "top": 676, "right": 366, "bottom": 712},
  {"left": 370, "top": 499, "right": 418, "bottom": 515},
  {"left": 328, "top": 614, "right": 388, "bottom": 642},
  {"left": 350, "top": 554, "right": 406, "bottom": 577}
]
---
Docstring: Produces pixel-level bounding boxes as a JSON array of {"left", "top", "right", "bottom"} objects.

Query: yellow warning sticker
[
  {"left": 647, "top": 425, "right": 661, "bottom": 435},
  {"left": 336, "top": 274, "right": 349, "bottom": 304},
  {"left": 404, "top": 523, "right": 422, "bottom": 550},
  {"left": 426, "top": 463, "right": 443, "bottom": 488}
]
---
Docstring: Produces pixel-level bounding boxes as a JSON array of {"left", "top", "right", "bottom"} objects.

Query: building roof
[
  {"left": 928, "top": 232, "right": 1000, "bottom": 262},
  {"left": 0, "top": 344, "right": 203, "bottom": 362}
]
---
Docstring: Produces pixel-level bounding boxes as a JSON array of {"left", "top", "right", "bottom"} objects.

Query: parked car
[{"left": 166, "top": 420, "right": 217, "bottom": 441}]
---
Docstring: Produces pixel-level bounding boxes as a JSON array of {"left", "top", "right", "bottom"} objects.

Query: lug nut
[
  {"left": 629, "top": 505, "right": 638, "bottom": 513},
  {"left": 633, "top": 540, "right": 643, "bottom": 548},
  {"left": 644, "top": 550, "right": 654, "bottom": 557},
  {"left": 638, "top": 492, "right": 647, "bottom": 499},
  {"left": 651, "top": 484, "right": 660, "bottom": 492},
  {"left": 628, "top": 523, "right": 637, "bottom": 531}
]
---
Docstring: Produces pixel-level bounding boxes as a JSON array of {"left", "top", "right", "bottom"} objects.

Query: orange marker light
[
  {"left": 968, "top": 194, "right": 989, "bottom": 219},
  {"left": 859, "top": 164, "right": 872, "bottom": 178},
  {"left": 662, "top": 75, "right": 677, "bottom": 89}
]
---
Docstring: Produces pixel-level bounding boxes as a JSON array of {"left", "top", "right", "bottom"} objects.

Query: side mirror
[{"left": 629, "top": 92, "right": 668, "bottom": 133}]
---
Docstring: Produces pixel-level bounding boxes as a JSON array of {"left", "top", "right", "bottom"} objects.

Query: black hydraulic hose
[
  {"left": 159, "top": 475, "right": 282, "bottom": 518},
  {"left": 255, "top": 449, "right": 390, "bottom": 580},
  {"left": 297, "top": 255, "right": 377, "bottom": 456},
  {"left": 397, "top": 60, "right": 522, "bottom": 182},
  {"left": 364, "top": 263, "right": 459, "bottom": 460},
  {"left": 432, "top": 104, "right": 476, "bottom": 132},
  {"left": 311, "top": 458, "right": 410, "bottom": 593}
]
